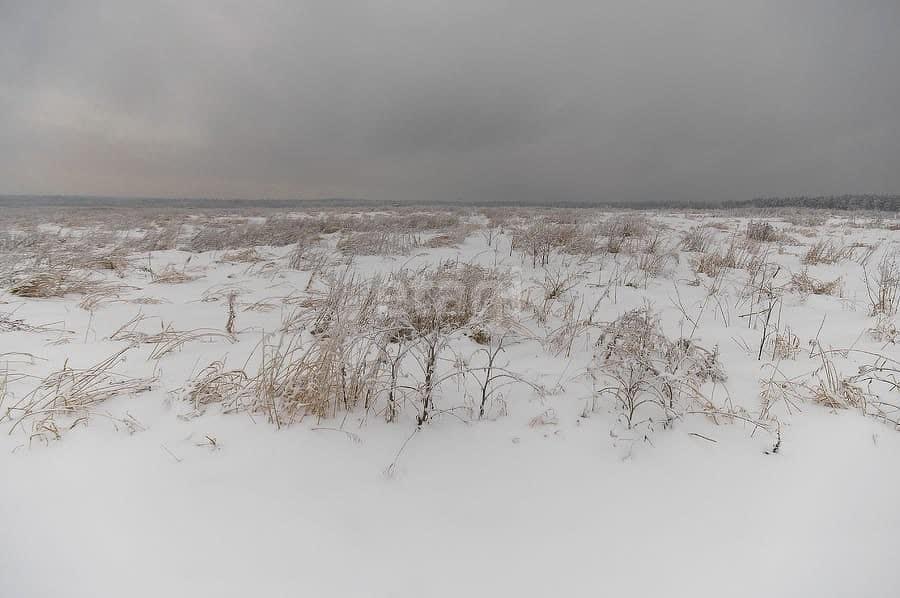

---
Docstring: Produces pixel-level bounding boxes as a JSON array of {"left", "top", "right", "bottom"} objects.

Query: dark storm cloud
[{"left": 2, "top": 0, "right": 899, "bottom": 202}]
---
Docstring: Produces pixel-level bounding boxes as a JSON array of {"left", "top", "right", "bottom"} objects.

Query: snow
[{"left": 2, "top": 210, "right": 899, "bottom": 597}]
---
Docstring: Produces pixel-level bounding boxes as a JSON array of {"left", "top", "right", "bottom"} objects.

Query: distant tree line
[
  {"left": 741, "top": 195, "right": 899, "bottom": 212},
  {"left": 1, "top": 193, "right": 897, "bottom": 213}
]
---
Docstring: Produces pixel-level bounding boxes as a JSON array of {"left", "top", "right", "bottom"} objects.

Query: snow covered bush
[
  {"left": 865, "top": 251, "right": 900, "bottom": 316},
  {"left": 589, "top": 308, "right": 725, "bottom": 431}
]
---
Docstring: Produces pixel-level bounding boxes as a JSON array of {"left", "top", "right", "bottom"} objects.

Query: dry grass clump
[
  {"left": 189, "top": 216, "right": 325, "bottom": 252},
  {"left": 136, "top": 225, "right": 181, "bottom": 251},
  {"left": 808, "top": 354, "right": 867, "bottom": 410},
  {"left": 185, "top": 260, "right": 517, "bottom": 426},
  {"left": 788, "top": 271, "right": 842, "bottom": 296},
  {"left": 110, "top": 314, "right": 235, "bottom": 359},
  {"left": 745, "top": 220, "right": 782, "bottom": 242},
  {"left": 185, "top": 329, "right": 384, "bottom": 425},
  {"left": 771, "top": 328, "right": 801, "bottom": 360},
  {"left": 288, "top": 248, "right": 338, "bottom": 290},
  {"left": 220, "top": 248, "right": 265, "bottom": 263},
  {"left": 314, "top": 211, "right": 460, "bottom": 235},
  {"left": 184, "top": 360, "right": 251, "bottom": 413},
  {"left": 692, "top": 235, "right": 759, "bottom": 277},
  {"left": 382, "top": 261, "right": 513, "bottom": 339},
  {"left": 149, "top": 265, "right": 201, "bottom": 284},
  {"left": 8, "top": 268, "right": 115, "bottom": 299},
  {"left": 0, "top": 348, "right": 155, "bottom": 442},
  {"left": 423, "top": 224, "right": 478, "bottom": 248},
  {"left": 782, "top": 212, "right": 828, "bottom": 227},
  {"left": 257, "top": 332, "right": 383, "bottom": 423},
  {"left": 634, "top": 233, "right": 676, "bottom": 277},
  {"left": 78, "top": 285, "right": 138, "bottom": 311},
  {"left": 267, "top": 255, "right": 518, "bottom": 424},
  {"left": 336, "top": 232, "right": 417, "bottom": 256},
  {"left": 511, "top": 221, "right": 595, "bottom": 266},
  {"left": 0, "top": 311, "right": 58, "bottom": 333},
  {"left": 600, "top": 214, "right": 651, "bottom": 240},
  {"left": 589, "top": 307, "right": 725, "bottom": 430},
  {"left": 680, "top": 226, "right": 715, "bottom": 253},
  {"left": 76, "top": 251, "right": 129, "bottom": 276},
  {"left": 762, "top": 346, "right": 899, "bottom": 428},
  {"left": 802, "top": 240, "right": 853, "bottom": 265}
]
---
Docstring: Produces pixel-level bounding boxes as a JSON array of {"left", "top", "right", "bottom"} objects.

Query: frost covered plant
[
  {"left": 463, "top": 334, "right": 542, "bottom": 420},
  {"left": 771, "top": 328, "right": 801, "bottom": 360},
  {"left": 600, "top": 214, "right": 650, "bottom": 240},
  {"left": 635, "top": 232, "right": 676, "bottom": 277},
  {"left": 691, "top": 234, "right": 759, "bottom": 277},
  {"left": 869, "top": 316, "right": 897, "bottom": 344},
  {"left": 380, "top": 261, "right": 513, "bottom": 424},
  {"left": 149, "top": 264, "right": 201, "bottom": 284},
  {"left": 802, "top": 240, "right": 852, "bottom": 265},
  {"left": 511, "top": 221, "right": 587, "bottom": 266},
  {"left": 745, "top": 220, "right": 780, "bottom": 242},
  {"left": 381, "top": 261, "right": 512, "bottom": 339},
  {"left": 788, "top": 271, "right": 842, "bottom": 296},
  {"left": 184, "top": 360, "right": 250, "bottom": 413},
  {"left": 1, "top": 348, "right": 155, "bottom": 442},
  {"left": 864, "top": 251, "right": 900, "bottom": 316},
  {"left": 9, "top": 268, "right": 101, "bottom": 298},
  {"left": 589, "top": 308, "right": 725, "bottom": 430},
  {"left": 336, "top": 231, "right": 417, "bottom": 256},
  {"left": 192, "top": 331, "right": 385, "bottom": 426},
  {"left": 680, "top": 226, "right": 715, "bottom": 253}
]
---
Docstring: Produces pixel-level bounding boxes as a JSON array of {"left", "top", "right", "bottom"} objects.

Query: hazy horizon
[{"left": 3, "top": 1, "right": 899, "bottom": 203}]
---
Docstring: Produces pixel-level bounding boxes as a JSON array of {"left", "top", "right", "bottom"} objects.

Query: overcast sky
[{"left": 2, "top": 1, "right": 899, "bottom": 203}]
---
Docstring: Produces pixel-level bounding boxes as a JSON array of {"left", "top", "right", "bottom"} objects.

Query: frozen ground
[{"left": 1, "top": 207, "right": 898, "bottom": 597}]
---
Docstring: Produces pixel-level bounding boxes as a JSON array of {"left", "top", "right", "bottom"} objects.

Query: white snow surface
[{"left": 2, "top": 211, "right": 899, "bottom": 597}]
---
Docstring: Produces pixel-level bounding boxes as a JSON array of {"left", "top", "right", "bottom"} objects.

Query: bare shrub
[
  {"left": 589, "top": 307, "right": 725, "bottom": 430},
  {"left": 465, "top": 334, "right": 540, "bottom": 419},
  {"left": 864, "top": 252, "right": 900, "bottom": 316},
  {"left": 511, "top": 221, "right": 587, "bottom": 266}
]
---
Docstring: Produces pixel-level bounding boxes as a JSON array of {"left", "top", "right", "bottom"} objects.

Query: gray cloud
[{"left": 2, "top": 0, "right": 899, "bottom": 202}]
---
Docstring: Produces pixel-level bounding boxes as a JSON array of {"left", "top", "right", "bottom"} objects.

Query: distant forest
[{"left": 0, "top": 194, "right": 897, "bottom": 212}]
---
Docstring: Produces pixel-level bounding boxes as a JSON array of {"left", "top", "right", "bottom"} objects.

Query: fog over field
[{"left": 2, "top": 3, "right": 900, "bottom": 598}]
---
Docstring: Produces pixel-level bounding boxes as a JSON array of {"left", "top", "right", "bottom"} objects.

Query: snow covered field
[{"left": 2, "top": 206, "right": 899, "bottom": 597}]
